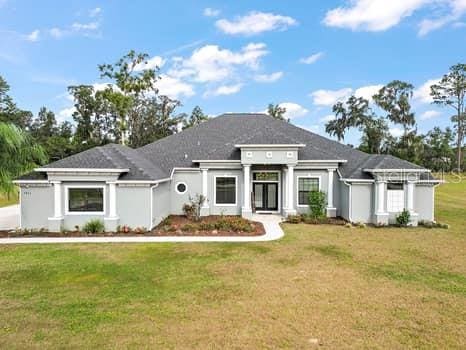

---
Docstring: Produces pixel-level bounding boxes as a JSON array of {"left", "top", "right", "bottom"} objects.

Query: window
[
  {"left": 298, "top": 177, "right": 319, "bottom": 206},
  {"left": 176, "top": 182, "right": 187, "bottom": 194},
  {"left": 215, "top": 177, "right": 236, "bottom": 205},
  {"left": 253, "top": 172, "right": 279, "bottom": 181},
  {"left": 387, "top": 182, "right": 404, "bottom": 212},
  {"left": 68, "top": 187, "right": 104, "bottom": 213}
]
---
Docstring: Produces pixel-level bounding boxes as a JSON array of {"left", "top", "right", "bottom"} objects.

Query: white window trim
[
  {"left": 65, "top": 185, "right": 106, "bottom": 215},
  {"left": 175, "top": 181, "right": 188, "bottom": 194},
  {"left": 214, "top": 175, "right": 238, "bottom": 206},
  {"left": 296, "top": 175, "right": 321, "bottom": 207}
]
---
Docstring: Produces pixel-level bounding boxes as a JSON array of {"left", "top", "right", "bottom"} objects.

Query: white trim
[
  {"left": 214, "top": 175, "right": 238, "bottom": 206},
  {"left": 18, "top": 187, "right": 22, "bottom": 229},
  {"left": 296, "top": 175, "right": 321, "bottom": 207},
  {"left": 175, "top": 181, "right": 188, "bottom": 194},
  {"left": 298, "top": 159, "right": 347, "bottom": 163},
  {"left": 235, "top": 144, "right": 306, "bottom": 148},
  {"left": 364, "top": 168, "right": 430, "bottom": 173},
  {"left": 192, "top": 160, "right": 241, "bottom": 163},
  {"left": 13, "top": 180, "right": 49, "bottom": 184},
  {"left": 339, "top": 178, "right": 375, "bottom": 183},
  {"left": 149, "top": 184, "right": 158, "bottom": 230},
  {"left": 64, "top": 185, "right": 106, "bottom": 215},
  {"left": 251, "top": 170, "right": 281, "bottom": 213},
  {"left": 36, "top": 168, "right": 129, "bottom": 173}
]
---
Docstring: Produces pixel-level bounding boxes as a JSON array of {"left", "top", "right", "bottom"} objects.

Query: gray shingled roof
[{"left": 29, "top": 113, "right": 429, "bottom": 181}]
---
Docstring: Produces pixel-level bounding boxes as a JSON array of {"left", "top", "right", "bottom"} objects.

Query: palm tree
[{"left": 0, "top": 123, "right": 47, "bottom": 194}]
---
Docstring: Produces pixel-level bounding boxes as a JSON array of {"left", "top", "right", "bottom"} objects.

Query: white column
[
  {"left": 108, "top": 182, "right": 117, "bottom": 217},
  {"left": 327, "top": 169, "right": 335, "bottom": 208},
  {"left": 243, "top": 165, "right": 251, "bottom": 211},
  {"left": 283, "top": 167, "right": 288, "bottom": 209},
  {"left": 201, "top": 168, "right": 209, "bottom": 208},
  {"left": 52, "top": 181, "right": 62, "bottom": 218},
  {"left": 376, "top": 181, "right": 386, "bottom": 214},
  {"left": 407, "top": 181, "right": 415, "bottom": 213},
  {"left": 287, "top": 165, "right": 295, "bottom": 214}
]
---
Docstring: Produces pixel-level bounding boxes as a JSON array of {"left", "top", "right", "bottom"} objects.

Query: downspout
[
  {"left": 337, "top": 169, "right": 352, "bottom": 222},
  {"left": 149, "top": 184, "right": 159, "bottom": 230}
]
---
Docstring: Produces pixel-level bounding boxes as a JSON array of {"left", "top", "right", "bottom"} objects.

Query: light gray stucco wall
[
  {"left": 294, "top": 169, "right": 329, "bottom": 215},
  {"left": 339, "top": 181, "right": 350, "bottom": 221},
  {"left": 241, "top": 148, "right": 298, "bottom": 165},
  {"left": 117, "top": 185, "right": 151, "bottom": 229},
  {"left": 350, "top": 183, "right": 373, "bottom": 223},
  {"left": 20, "top": 184, "right": 53, "bottom": 230},
  {"left": 152, "top": 181, "right": 171, "bottom": 227},
  {"left": 415, "top": 184, "right": 435, "bottom": 221},
  {"left": 170, "top": 171, "right": 202, "bottom": 215}
]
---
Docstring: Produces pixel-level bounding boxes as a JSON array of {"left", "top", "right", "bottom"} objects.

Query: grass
[
  {"left": 0, "top": 177, "right": 465, "bottom": 348},
  {"left": 0, "top": 190, "right": 18, "bottom": 208}
]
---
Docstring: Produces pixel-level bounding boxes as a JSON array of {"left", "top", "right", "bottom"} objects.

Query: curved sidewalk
[{"left": 0, "top": 214, "right": 284, "bottom": 244}]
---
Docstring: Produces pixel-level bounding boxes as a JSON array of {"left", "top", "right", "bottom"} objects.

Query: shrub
[
  {"left": 83, "top": 219, "right": 105, "bottom": 234},
  {"left": 286, "top": 215, "right": 302, "bottom": 224},
  {"left": 308, "top": 190, "right": 327, "bottom": 219},
  {"left": 344, "top": 223, "right": 353, "bottom": 228},
  {"left": 181, "top": 223, "right": 198, "bottom": 232},
  {"left": 182, "top": 194, "right": 207, "bottom": 221},
  {"left": 396, "top": 209, "right": 411, "bottom": 227}
]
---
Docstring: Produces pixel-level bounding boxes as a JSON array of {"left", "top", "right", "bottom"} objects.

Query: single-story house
[{"left": 15, "top": 113, "right": 439, "bottom": 232}]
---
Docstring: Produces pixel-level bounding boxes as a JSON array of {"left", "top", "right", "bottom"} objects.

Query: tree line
[{"left": 0, "top": 52, "right": 465, "bottom": 195}]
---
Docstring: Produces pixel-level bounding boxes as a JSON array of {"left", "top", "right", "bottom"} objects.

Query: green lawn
[
  {"left": 0, "top": 190, "right": 18, "bottom": 208},
  {"left": 0, "top": 179, "right": 465, "bottom": 349}
]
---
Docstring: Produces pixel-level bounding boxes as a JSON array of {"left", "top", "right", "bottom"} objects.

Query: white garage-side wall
[
  {"left": 415, "top": 184, "right": 435, "bottom": 222},
  {"left": 117, "top": 185, "right": 151, "bottom": 229},
  {"left": 152, "top": 181, "right": 171, "bottom": 228},
  {"left": 170, "top": 171, "right": 202, "bottom": 215},
  {"left": 350, "top": 183, "right": 373, "bottom": 223},
  {"left": 20, "top": 184, "right": 53, "bottom": 230}
]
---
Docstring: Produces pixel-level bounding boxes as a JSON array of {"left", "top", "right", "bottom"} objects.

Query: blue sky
[{"left": 1, "top": 0, "right": 465, "bottom": 145}]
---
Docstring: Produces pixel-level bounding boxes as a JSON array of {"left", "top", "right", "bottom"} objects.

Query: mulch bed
[
  {"left": 153, "top": 215, "right": 265, "bottom": 237},
  {"left": 0, "top": 215, "right": 265, "bottom": 238}
]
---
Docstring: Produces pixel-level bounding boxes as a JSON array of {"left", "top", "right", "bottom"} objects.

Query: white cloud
[
  {"left": 175, "top": 42, "right": 268, "bottom": 83},
  {"left": 215, "top": 11, "right": 297, "bottom": 35},
  {"left": 89, "top": 7, "right": 102, "bottom": 18},
  {"left": 278, "top": 102, "right": 309, "bottom": 119},
  {"left": 390, "top": 127, "right": 404, "bottom": 137},
  {"left": 319, "top": 114, "right": 336, "bottom": 123},
  {"left": 299, "top": 52, "right": 324, "bottom": 64},
  {"left": 418, "top": 0, "right": 466, "bottom": 36},
  {"left": 323, "top": 0, "right": 428, "bottom": 31},
  {"left": 49, "top": 27, "right": 65, "bottom": 39},
  {"left": 203, "top": 7, "right": 220, "bottom": 17},
  {"left": 310, "top": 88, "right": 352, "bottom": 106},
  {"left": 57, "top": 106, "right": 76, "bottom": 122},
  {"left": 155, "top": 74, "right": 194, "bottom": 99},
  {"left": 134, "top": 56, "right": 165, "bottom": 71},
  {"left": 413, "top": 78, "right": 441, "bottom": 103},
  {"left": 354, "top": 84, "right": 383, "bottom": 100},
  {"left": 420, "top": 110, "right": 441, "bottom": 120},
  {"left": 204, "top": 84, "right": 243, "bottom": 97},
  {"left": 71, "top": 22, "right": 99, "bottom": 31},
  {"left": 25, "top": 29, "right": 39, "bottom": 42},
  {"left": 254, "top": 71, "right": 283, "bottom": 83}
]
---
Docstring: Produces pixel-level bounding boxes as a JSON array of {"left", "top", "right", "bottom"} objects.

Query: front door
[{"left": 253, "top": 183, "right": 278, "bottom": 211}]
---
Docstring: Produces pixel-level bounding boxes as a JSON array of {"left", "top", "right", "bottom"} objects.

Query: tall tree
[
  {"left": 373, "top": 80, "right": 415, "bottom": 138},
  {"left": 0, "top": 123, "right": 46, "bottom": 194},
  {"left": 325, "top": 96, "right": 370, "bottom": 142},
  {"left": 183, "top": 106, "right": 209, "bottom": 129},
  {"left": 267, "top": 103, "right": 287, "bottom": 121},
  {"left": 358, "top": 117, "right": 390, "bottom": 154},
  {"left": 431, "top": 64, "right": 466, "bottom": 172},
  {"left": 423, "top": 127, "right": 455, "bottom": 171},
  {"left": 0, "top": 75, "right": 33, "bottom": 129}
]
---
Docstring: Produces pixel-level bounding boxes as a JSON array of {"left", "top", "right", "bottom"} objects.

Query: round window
[{"left": 176, "top": 182, "right": 187, "bottom": 194}]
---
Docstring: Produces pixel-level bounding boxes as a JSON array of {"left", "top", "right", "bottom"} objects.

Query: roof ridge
[
  {"left": 109, "top": 144, "right": 154, "bottom": 179},
  {"left": 96, "top": 145, "right": 122, "bottom": 168}
]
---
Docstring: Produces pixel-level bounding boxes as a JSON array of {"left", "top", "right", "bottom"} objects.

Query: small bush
[
  {"left": 308, "top": 190, "right": 327, "bottom": 219},
  {"left": 344, "top": 223, "right": 353, "bottom": 228},
  {"left": 181, "top": 223, "right": 198, "bottom": 232},
  {"left": 83, "top": 219, "right": 105, "bottom": 234},
  {"left": 286, "top": 215, "right": 302, "bottom": 224},
  {"left": 182, "top": 194, "right": 207, "bottom": 221},
  {"left": 396, "top": 209, "right": 411, "bottom": 227}
]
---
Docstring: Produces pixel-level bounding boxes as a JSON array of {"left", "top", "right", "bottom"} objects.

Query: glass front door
[{"left": 253, "top": 183, "right": 278, "bottom": 211}]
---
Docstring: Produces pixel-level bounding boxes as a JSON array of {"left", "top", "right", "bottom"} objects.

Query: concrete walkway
[
  {"left": 0, "top": 204, "right": 19, "bottom": 230},
  {"left": 0, "top": 214, "right": 284, "bottom": 244}
]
